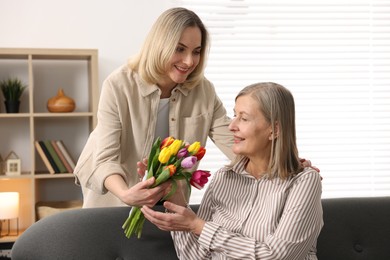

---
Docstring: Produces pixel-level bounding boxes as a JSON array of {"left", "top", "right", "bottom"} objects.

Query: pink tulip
[
  {"left": 190, "top": 170, "right": 211, "bottom": 189},
  {"left": 181, "top": 156, "right": 197, "bottom": 169}
]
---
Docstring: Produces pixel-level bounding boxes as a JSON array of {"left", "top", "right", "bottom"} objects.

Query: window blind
[{"left": 170, "top": 0, "right": 390, "bottom": 204}]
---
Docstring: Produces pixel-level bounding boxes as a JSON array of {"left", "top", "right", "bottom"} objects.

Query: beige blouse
[{"left": 73, "top": 65, "right": 235, "bottom": 208}]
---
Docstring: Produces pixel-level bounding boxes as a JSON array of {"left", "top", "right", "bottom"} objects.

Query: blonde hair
[
  {"left": 128, "top": 7, "right": 209, "bottom": 89},
  {"left": 232, "top": 82, "right": 302, "bottom": 179}
]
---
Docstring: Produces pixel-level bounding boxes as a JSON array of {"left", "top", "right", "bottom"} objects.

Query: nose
[
  {"left": 183, "top": 53, "right": 194, "bottom": 67},
  {"left": 229, "top": 117, "right": 237, "bottom": 132}
]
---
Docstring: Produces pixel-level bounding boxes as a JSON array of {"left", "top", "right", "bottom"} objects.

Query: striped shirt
[{"left": 172, "top": 157, "right": 323, "bottom": 260}]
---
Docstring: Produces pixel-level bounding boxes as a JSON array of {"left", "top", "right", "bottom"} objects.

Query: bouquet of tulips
[{"left": 122, "top": 136, "right": 211, "bottom": 239}]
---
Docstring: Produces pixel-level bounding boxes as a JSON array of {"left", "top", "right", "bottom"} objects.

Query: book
[
  {"left": 51, "top": 140, "right": 73, "bottom": 173},
  {"left": 38, "top": 140, "right": 60, "bottom": 173},
  {"left": 43, "top": 140, "right": 67, "bottom": 173},
  {"left": 34, "top": 141, "right": 55, "bottom": 174},
  {"left": 56, "top": 140, "right": 76, "bottom": 170}
]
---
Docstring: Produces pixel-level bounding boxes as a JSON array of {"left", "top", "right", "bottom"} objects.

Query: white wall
[{"left": 0, "top": 0, "right": 175, "bottom": 87}]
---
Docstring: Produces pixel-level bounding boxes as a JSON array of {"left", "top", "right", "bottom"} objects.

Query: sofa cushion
[{"left": 317, "top": 196, "right": 390, "bottom": 259}]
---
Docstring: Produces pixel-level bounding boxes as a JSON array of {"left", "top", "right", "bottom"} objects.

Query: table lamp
[{"left": 0, "top": 192, "right": 19, "bottom": 237}]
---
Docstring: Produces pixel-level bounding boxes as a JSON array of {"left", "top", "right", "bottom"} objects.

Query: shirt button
[
  {"left": 172, "top": 98, "right": 176, "bottom": 102},
  {"left": 171, "top": 118, "right": 176, "bottom": 121}
]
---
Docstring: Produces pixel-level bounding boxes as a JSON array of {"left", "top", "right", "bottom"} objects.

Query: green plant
[{"left": 0, "top": 77, "right": 27, "bottom": 101}]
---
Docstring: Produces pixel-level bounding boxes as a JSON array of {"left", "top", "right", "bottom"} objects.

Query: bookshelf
[{"left": 0, "top": 48, "right": 98, "bottom": 242}]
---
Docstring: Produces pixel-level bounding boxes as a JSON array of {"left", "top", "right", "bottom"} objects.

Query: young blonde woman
[
  {"left": 74, "top": 7, "right": 235, "bottom": 208},
  {"left": 142, "top": 82, "right": 323, "bottom": 260}
]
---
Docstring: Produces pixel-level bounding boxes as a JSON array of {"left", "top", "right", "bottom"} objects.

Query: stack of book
[{"left": 35, "top": 140, "right": 76, "bottom": 174}]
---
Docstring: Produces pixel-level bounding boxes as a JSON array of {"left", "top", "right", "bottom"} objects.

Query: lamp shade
[{"left": 0, "top": 192, "right": 19, "bottom": 219}]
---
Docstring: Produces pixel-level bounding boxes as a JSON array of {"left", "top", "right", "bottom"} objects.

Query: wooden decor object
[{"left": 47, "top": 88, "right": 76, "bottom": 113}]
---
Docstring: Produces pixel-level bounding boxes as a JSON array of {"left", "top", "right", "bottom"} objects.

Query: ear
[{"left": 269, "top": 122, "right": 279, "bottom": 140}]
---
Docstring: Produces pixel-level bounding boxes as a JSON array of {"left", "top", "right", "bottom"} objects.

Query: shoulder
[
  {"left": 291, "top": 167, "right": 322, "bottom": 187},
  {"left": 200, "top": 77, "right": 217, "bottom": 92},
  {"left": 104, "top": 64, "right": 134, "bottom": 85},
  {"left": 187, "top": 77, "right": 217, "bottom": 94},
  {"left": 100, "top": 65, "right": 146, "bottom": 95}
]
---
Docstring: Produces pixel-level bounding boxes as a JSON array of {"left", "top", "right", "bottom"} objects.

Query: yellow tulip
[
  {"left": 169, "top": 139, "right": 183, "bottom": 155},
  {"left": 158, "top": 147, "right": 172, "bottom": 164},
  {"left": 188, "top": 141, "right": 201, "bottom": 154}
]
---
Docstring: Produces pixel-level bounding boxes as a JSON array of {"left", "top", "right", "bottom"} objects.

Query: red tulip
[
  {"left": 160, "top": 136, "right": 174, "bottom": 149},
  {"left": 190, "top": 170, "right": 211, "bottom": 189},
  {"left": 195, "top": 147, "right": 206, "bottom": 160}
]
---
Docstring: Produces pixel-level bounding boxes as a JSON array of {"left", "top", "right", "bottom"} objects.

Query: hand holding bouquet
[{"left": 122, "top": 136, "right": 211, "bottom": 238}]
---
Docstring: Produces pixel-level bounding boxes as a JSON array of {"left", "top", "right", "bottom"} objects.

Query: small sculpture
[
  {"left": 47, "top": 88, "right": 76, "bottom": 113},
  {"left": 5, "top": 151, "right": 21, "bottom": 176}
]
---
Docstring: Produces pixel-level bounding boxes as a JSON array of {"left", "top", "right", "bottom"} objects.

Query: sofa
[{"left": 11, "top": 196, "right": 390, "bottom": 260}]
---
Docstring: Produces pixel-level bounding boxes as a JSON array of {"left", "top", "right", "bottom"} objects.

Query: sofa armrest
[{"left": 12, "top": 206, "right": 178, "bottom": 260}]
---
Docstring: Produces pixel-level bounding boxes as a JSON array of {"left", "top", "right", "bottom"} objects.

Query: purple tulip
[
  {"left": 177, "top": 148, "right": 188, "bottom": 159},
  {"left": 181, "top": 156, "right": 197, "bottom": 169}
]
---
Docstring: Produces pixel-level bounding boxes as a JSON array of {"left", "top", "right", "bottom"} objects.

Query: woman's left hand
[
  {"left": 141, "top": 201, "right": 205, "bottom": 235},
  {"left": 300, "top": 158, "right": 320, "bottom": 173},
  {"left": 137, "top": 158, "right": 148, "bottom": 180}
]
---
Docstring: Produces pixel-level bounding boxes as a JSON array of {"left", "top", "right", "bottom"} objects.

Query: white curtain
[{"left": 170, "top": 0, "right": 390, "bottom": 203}]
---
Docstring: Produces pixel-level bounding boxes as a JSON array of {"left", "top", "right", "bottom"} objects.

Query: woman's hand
[
  {"left": 141, "top": 201, "right": 205, "bottom": 235},
  {"left": 104, "top": 174, "right": 171, "bottom": 207},
  {"left": 137, "top": 158, "right": 189, "bottom": 206},
  {"left": 300, "top": 158, "right": 320, "bottom": 173},
  {"left": 121, "top": 177, "right": 171, "bottom": 207},
  {"left": 136, "top": 158, "right": 148, "bottom": 180}
]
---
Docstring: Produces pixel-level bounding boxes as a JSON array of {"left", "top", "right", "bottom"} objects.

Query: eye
[
  {"left": 176, "top": 46, "right": 185, "bottom": 53},
  {"left": 193, "top": 49, "right": 201, "bottom": 55}
]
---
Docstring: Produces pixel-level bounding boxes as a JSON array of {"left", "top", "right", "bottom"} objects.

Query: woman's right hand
[{"left": 104, "top": 174, "right": 171, "bottom": 208}]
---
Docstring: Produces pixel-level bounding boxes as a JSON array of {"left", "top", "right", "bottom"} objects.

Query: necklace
[{"left": 246, "top": 161, "right": 267, "bottom": 179}]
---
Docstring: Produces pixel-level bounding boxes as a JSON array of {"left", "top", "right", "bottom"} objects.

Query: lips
[
  {"left": 233, "top": 136, "right": 244, "bottom": 143},
  {"left": 175, "top": 65, "right": 190, "bottom": 73}
]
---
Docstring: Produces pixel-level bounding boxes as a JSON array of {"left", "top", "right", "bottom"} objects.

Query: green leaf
[
  {"left": 147, "top": 137, "right": 161, "bottom": 172},
  {"left": 152, "top": 168, "right": 171, "bottom": 187},
  {"left": 0, "top": 77, "right": 27, "bottom": 101},
  {"left": 151, "top": 152, "right": 160, "bottom": 175}
]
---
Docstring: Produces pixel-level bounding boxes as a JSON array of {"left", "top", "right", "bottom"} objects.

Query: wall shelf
[{"left": 0, "top": 48, "right": 98, "bottom": 234}]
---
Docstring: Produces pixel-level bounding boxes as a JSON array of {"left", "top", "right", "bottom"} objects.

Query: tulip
[
  {"left": 181, "top": 156, "right": 197, "bottom": 169},
  {"left": 123, "top": 137, "right": 209, "bottom": 239},
  {"left": 190, "top": 170, "right": 211, "bottom": 189},
  {"left": 177, "top": 148, "right": 188, "bottom": 159},
  {"left": 195, "top": 147, "right": 206, "bottom": 161},
  {"left": 160, "top": 136, "right": 175, "bottom": 149},
  {"left": 169, "top": 139, "right": 183, "bottom": 155},
  {"left": 158, "top": 147, "right": 172, "bottom": 164},
  {"left": 164, "top": 164, "right": 177, "bottom": 176},
  {"left": 188, "top": 141, "right": 201, "bottom": 154}
]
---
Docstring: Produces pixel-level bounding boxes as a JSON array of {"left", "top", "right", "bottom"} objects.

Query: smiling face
[
  {"left": 158, "top": 26, "right": 202, "bottom": 90},
  {"left": 229, "top": 95, "right": 273, "bottom": 160}
]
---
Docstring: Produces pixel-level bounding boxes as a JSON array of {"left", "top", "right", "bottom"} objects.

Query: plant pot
[{"left": 4, "top": 100, "right": 20, "bottom": 113}]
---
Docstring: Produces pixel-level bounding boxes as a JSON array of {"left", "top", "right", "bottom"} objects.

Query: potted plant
[{"left": 0, "top": 77, "right": 27, "bottom": 113}]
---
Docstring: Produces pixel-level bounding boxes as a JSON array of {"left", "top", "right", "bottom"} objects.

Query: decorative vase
[
  {"left": 4, "top": 100, "right": 20, "bottom": 113},
  {"left": 47, "top": 88, "right": 76, "bottom": 113}
]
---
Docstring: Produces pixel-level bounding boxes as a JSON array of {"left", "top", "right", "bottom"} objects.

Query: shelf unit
[{"left": 0, "top": 48, "right": 99, "bottom": 242}]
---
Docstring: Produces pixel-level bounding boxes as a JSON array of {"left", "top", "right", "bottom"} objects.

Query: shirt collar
[{"left": 135, "top": 73, "right": 190, "bottom": 97}]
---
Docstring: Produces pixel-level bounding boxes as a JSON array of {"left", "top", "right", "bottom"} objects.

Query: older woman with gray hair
[{"left": 142, "top": 82, "right": 323, "bottom": 260}]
